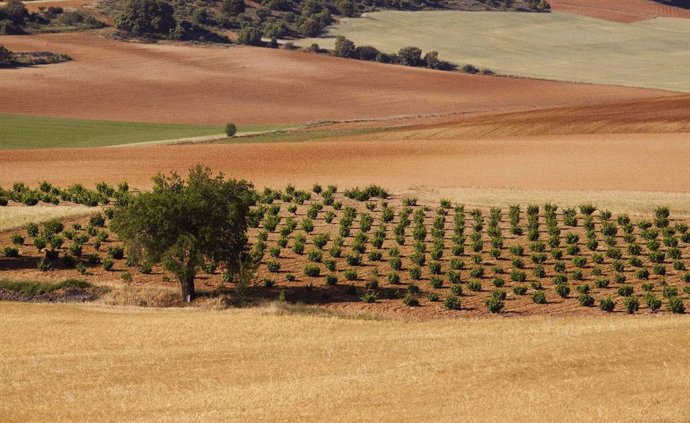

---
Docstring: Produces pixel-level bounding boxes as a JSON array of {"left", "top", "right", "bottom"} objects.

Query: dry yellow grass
[
  {"left": 0, "top": 205, "right": 96, "bottom": 232},
  {"left": 1, "top": 302, "right": 689, "bottom": 422}
]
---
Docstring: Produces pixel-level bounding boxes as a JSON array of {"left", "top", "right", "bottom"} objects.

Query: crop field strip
[
  {"left": 1, "top": 182, "right": 689, "bottom": 317},
  {"left": 298, "top": 11, "right": 690, "bottom": 92}
]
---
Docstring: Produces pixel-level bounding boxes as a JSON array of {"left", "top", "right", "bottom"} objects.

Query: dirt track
[
  {"left": 0, "top": 32, "right": 673, "bottom": 125},
  {"left": 550, "top": 0, "right": 690, "bottom": 22}
]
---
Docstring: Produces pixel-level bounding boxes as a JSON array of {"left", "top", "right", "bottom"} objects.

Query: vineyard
[{"left": 1, "top": 181, "right": 689, "bottom": 317}]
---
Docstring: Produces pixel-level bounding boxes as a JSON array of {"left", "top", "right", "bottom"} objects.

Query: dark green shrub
[
  {"left": 599, "top": 297, "right": 615, "bottom": 312},
  {"left": 662, "top": 285, "right": 678, "bottom": 299},
  {"left": 267, "top": 260, "right": 281, "bottom": 273},
  {"left": 623, "top": 296, "right": 639, "bottom": 314},
  {"left": 485, "top": 296, "right": 504, "bottom": 313},
  {"left": 467, "top": 280, "right": 481, "bottom": 292},
  {"left": 102, "top": 258, "right": 114, "bottom": 271},
  {"left": 389, "top": 257, "right": 402, "bottom": 271},
  {"left": 3, "top": 247, "right": 19, "bottom": 257},
  {"left": 428, "top": 261, "right": 442, "bottom": 275},
  {"left": 388, "top": 272, "right": 400, "bottom": 284},
  {"left": 645, "top": 294, "right": 662, "bottom": 312},
  {"left": 447, "top": 270, "right": 461, "bottom": 284},
  {"left": 492, "top": 277, "right": 505, "bottom": 287},
  {"left": 576, "top": 284, "right": 590, "bottom": 294},
  {"left": 450, "top": 283, "right": 462, "bottom": 296},
  {"left": 303, "top": 264, "right": 320, "bottom": 277},
  {"left": 511, "top": 270, "right": 527, "bottom": 283},
  {"left": 361, "top": 292, "right": 377, "bottom": 303},
  {"left": 532, "top": 291, "right": 547, "bottom": 304},
  {"left": 595, "top": 278, "right": 610, "bottom": 289},
  {"left": 469, "top": 267, "right": 484, "bottom": 279},
  {"left": 513, "top": 285, "right": 528, "bottom": 295},
  {"left": 429, "top": 277, "right": 443, "bottom": 289},
  {"left": 427, "top": 292, "right": 440, "bottom": 302},
  {"left": 402, "top": 293, "right": 419, "bottom": 307},
  {"left": 444, "top": 295, "right": 460, "bottom": 310},
  {"left": 344, "top": 269, "right": 358, "bottom": 281},
  {"left": 409, "top": 266, "right": 422, "bottom": 280},
  {"left": 617, "top": 285, "right": 634, "bottom": 297},
  {"left": 107, "top": 246, "right": 124, "bottom": 259},
  {"left": 578, "top": 294, "right": 594, "bottom": 307},
  {"left": 636, "top": 269, "right": 650, "bottom": 280},
  {"left": 667, "top": 296, "right": 685, "bottom": 314}
]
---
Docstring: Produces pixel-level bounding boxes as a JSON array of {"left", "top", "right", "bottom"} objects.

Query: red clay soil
[
  {"left": 0, "top": 32, "right": 673, "bottom": 125},
  {"left": 550, "top": 0, "right": 690, "bottom": 22},
  {"left": 365, "top": 94, "right": 690, "bottom": 139}
]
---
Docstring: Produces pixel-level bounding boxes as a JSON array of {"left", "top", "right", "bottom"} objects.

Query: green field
[
  {"left": 298, "top": 11, "right": 690, "bottom": 92},
  {"left": 0, "top": 114, "right": 288, "bottom": 149}
]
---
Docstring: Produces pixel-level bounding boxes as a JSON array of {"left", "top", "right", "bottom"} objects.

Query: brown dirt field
[
  {"left": 550, "top": 0, "right": 690, "bottom": 22},
  {"left": 0, "top": 32, "right": 674, "bottom": 125},
  {"left": 355, "top": 94, "right": 690, "bottom": 139}
]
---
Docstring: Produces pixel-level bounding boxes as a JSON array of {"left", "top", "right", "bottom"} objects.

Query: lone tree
[
  {"left": 334, "top": 35, "right": 355, "bottom": 58},
  {"left": 111, "top": 165, "right": 255, "bottom": 301},
  {"left": 225, "top": 123, "right": 237, "bottom": 137}
]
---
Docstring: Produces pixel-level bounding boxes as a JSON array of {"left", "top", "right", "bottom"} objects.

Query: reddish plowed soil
[
  {"left": 550, "top": 0, "right": 690, "bottom": 22},
  {"left": 0, "top": 32, "right": 672, "bottom": 125},
  {"left": 358, "top": 94, "right": 690, "bottom": 139}
]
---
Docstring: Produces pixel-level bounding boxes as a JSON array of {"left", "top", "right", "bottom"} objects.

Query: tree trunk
[{"left": 179, "top": 269, "right": 196, "bottom": 302}]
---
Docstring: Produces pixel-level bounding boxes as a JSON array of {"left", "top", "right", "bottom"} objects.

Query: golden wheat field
[{"left": 0, "top": 302, "right": 689, "bottom": 423}]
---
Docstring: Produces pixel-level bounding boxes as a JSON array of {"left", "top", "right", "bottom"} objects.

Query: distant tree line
[
  {"left": 0, "top": 0, "right": 103, "bottom": 35},
  {"left": 332, "top": 36, "right": 456, "bottom": 70},
  {"left": 107, "top": 0, "right": 550, "bottom": 42}
]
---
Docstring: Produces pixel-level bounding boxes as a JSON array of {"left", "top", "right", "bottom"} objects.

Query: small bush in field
[
  {"left": 429, "top": 277, "right": 443, "bottom": 289},
  {"left": 572, "top": 270, "right": 583, "bottom": 281},
  {"left": 389, "top": 257, "right": 402, "bottom": 271},
  {"left": 409, "top": 266, "right": 422, "bottom": 280},
  {"left": 511, "top": 270, "right": 527, "bottom": 283},
  {"left": 3, "top": 247, "right": 19, "bottom": 257},
  {"left": 532, "top": 291, "right": 547, "bottom": 304},
  {"left": 623, "top": 296, "right": 639, "bottom": 314},
  {"left": 428, "top": 261, "right": 442, "bottom": 275},
  {"left": 467, "top": 280, "right": 482, "bottom": 292},
  {"left": 388, "top": 272, "right": 400, "bottom": 284},
  {"left": 662, "top": 285, "right": 678, "bottom": 299},
  {"left": 266, "top": 261, "right": 281, "bottom": 273},
  {"left": 492, "top": 277, "right": 505, "bottom": 287},
  {"left": 444, "top": 295, "right": 460, "bottom": 310},
  {"left": 578, "top": 294, "right": 594, "bottom": 307},
  {"left": 512, "top": 285, "right": 528, "bottom": 295},
  {"left": 403, "top": 293, "right": 420, "bottom": 307},
  {"left": 636, "top": 269, "right": 650, "bottom": 280},
  {"left": 599, "top": 297, "right": 615, "bottom": 312},
  {"left": 448, "top": 270, "right": 461, "bottom": 284},
  {"left": 303, "top": 264, "right": 320, "bottom": 277},
  {"left": 102, "top": 258, "right": 115, "bottom": 271},
  {"left": 361, "top": 292, "right": 378, "bottom": 303},
  {"left": 485, "top": 296, "right": 504, "bottom": 313},
  {"left": 286, "top": 273, "right": 296, "bottom": 282},
  {"left": 576, "top": 284, "right": 590, "bottom": 294},
  {"left": 427, "top": 292, "right": 440, "bottom": 302},
  {"left": 555, "top": 283, "right": 570, "bottom": 298},
  {"left": 595, "top": 278, "right": 610, "bottom": 289},
  {"left": 617, "top": 285, "right": 634, "bottom": 297},
  {"left": 641, "top": 282, "right": 654, "bottom": 292},
  {"left": 645, "top": 294, "right": 662, "bottom": 312},
  {"left": 614, "top": 273, "right": 626, "bottom": 284},
  {"left": 344, "top": 269, "right": 358, "bottom": 281},
  {"left": 450, "top": 283, "right": 462, "bottom": 296}
]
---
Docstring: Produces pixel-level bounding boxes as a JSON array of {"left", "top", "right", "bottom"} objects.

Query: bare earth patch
[{"left": 0, "top": 32, "right": 671, "bottom": 125}]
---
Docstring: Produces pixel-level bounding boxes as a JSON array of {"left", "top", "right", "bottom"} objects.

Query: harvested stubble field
[
  {"left": 2, "top": 182, "right": 689, "bottom": 318},
  {"left": 1, "top": 302, "right": 689, "bottom": 423},
  {"left": 299, "top": 10, "right": 690, "bottom": 92},
  {"left": 0, "top": 32, "right": 672, "bottom": 125}
]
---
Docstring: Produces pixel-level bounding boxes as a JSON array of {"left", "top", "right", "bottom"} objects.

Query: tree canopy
[
  {"left": 111, "top": 166, "right": 255, "bottom": 301},
  {"left": 115, "top": 0, "right": 177, "bottom": 37}
]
